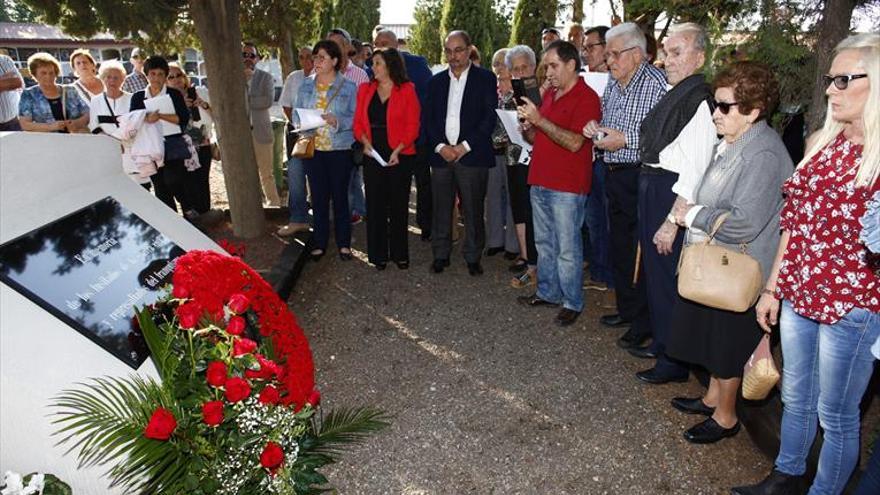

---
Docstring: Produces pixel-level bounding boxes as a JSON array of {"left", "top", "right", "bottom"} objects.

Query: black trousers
[
  {"left": 413, "top": 145, "right": 432, "bottom": 236},
  {"left": 151, "top": 158, "right": 192, "bottom": 213},
  {"left": 187, "top": 145, "right": 212, "bottom": 213},
  {"left": 638, "top": 170, "right": 688, "bottom": 375},
  {"left": 364, "top": 156, "right": 413, "bottom": 264},
  {"left": 431, "top": 164, "right": 489, "bottom": 263},
  {"left": 605, "top": 164, "right": 650, "bottom": 338},
  {"left": 506, "top": 164, "right": 537, "bottom": 265}
]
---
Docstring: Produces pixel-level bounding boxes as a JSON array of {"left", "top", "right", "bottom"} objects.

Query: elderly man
[
  {"left": 0, "top": 53, "right": 23, "bottom": 131},
  {"left": 516, "top": 41, "right": 601, "bottom": 326},
  {"left": 583, "top": 23, "right": 666, "bottom": 348},
  {"left": 327, "top": 28, "right": 369, "bottom": 222},
  {"left": 122, "top": 48, "right": 148, "bottom": 93},
  {"left": 426, "top": 30, "right": 497, "bottom": 275},
  {"left": 243, "top": 41, "right": 282, "bottom": 207},
  {"left": 373, "top": 28, "right": 435, "bottom": 241},
  {"left": 630, "top": 23, "right": 717, "bottom": 384},
  {"left": 277, "top": 46, "right": 315, "bottom": 237}
]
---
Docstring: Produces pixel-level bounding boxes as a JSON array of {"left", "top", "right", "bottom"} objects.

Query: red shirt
[
  {"left": 528, "top": 79, "right": 601, "bottom": 194},
  {"left": 353, "top": 81, "right": 420, "bottom": 155},
  {"left": 776, "top": 133, "right": 880, "bottom": 324}
]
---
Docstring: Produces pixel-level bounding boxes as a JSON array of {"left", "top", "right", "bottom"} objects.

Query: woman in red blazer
[{"left": 354, "top": 48, "right": 421, "bottom": 270}]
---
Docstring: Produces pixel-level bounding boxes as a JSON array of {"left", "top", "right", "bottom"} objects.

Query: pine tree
[
  {"left": 510, "top": 0, "right": 558, "bottom": 56},
  {"left": 409, "top": 0, "right": 444, "bottom": 65},
  {"left": 333, "top": 0, "right": 380, "bottom": 42},
  {"left": 440, "top": 0, "right": 494, "bottom": 64}
]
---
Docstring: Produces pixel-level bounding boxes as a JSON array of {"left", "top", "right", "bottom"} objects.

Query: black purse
[{"left": 164, "top": 134, "right": 192, "bottom": 161}]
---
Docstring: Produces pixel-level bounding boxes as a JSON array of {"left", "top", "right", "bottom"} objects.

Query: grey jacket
[
  {"left": 247, "top": 68, "right": 275, "bottom": 143},
  {"left": 689, "top": 121, "right": 794, "bottom": 283}
]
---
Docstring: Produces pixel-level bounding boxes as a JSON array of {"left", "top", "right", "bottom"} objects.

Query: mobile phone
[
  {"left": 512, "top": 76, "right": 542, "bottom": 107},
  {"left": 593, "top": 131, "right": 606, "bottom": 142},
  {"left": 187, "top": 87, "right": 201, "bottom": 121}
]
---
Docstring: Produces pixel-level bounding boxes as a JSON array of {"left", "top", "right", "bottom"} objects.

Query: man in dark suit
[{"left": 426, "top": 30, "right": 497, "bottom": 276}]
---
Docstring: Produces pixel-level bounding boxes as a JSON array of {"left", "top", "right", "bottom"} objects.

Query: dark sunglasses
[
  {"left": 712, "top": 99, "right": 740, "bottom": 115},
  {"left": 541, "top": 29, "right": 559, "bottom": 36},
  {"left": 242, "top": 52, "right": 257, "bottom": 59},
  {"left": 822, "top": 73, "right": 867, "bottom": 90}
]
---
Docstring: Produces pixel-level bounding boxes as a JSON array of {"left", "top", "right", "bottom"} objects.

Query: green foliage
[
  {"left": 241, "top": 0, "right": 319, "bottom": 59},
  {"left": 440, "top": 0, "right": 494, "bottom": 63},
  {"left": 409, "top": 0, "right": 444, "bottom": 64},
  {"left": 0, "top": 0, "right": 39, "bottom": 22},
  {"left": 314, "top": 0, "right": 336, "bottom": 43},
  {"left": 510, "top": 0, "right": 558, "bottom": 56},
  {"left": 743, "top": 14, "right": 815, "bottom": 109},
  {"left": 332, "top": 0, "right": 380, "bottom": 42},
  {"left": 490, "top": 0, "right": 515, "bottom": 54},
  {"left": 308, "top": 407, "right": 392, "bottom": 456}
]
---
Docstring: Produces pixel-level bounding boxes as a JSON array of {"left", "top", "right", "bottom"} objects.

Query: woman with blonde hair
[
  {"left": 70, "top": 49, "right": 104, "bottom": 102},
  {"left": 734, "top": 32, "right": 880, "bottom": 495}
]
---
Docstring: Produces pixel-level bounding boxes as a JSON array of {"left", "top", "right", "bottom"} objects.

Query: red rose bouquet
[{"left": 52, "top": 251, "right": 389, "bottom": 494}]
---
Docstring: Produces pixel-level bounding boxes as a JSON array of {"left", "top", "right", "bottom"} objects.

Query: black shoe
[
  {"left": 339, "top": 251, "right": 353, "bottom": 261},
  {"left": 420, "top": 231, "right": 431, "bottom": 242},
  {"left": 635, "top": 367, "right": 688, "bottom": 385},
  {"left": 730, "top": 470, "right": 807, "bottom": 495},
  {"left": 517, "top": 294, "right": 560, "bottom": 308},
  {"left": 467, "top": 262, "right": 484, "bottom": 276},
  {"left": 486, "top": 246, "right": 505, "bottom": 256},
  {"left": 431, "top": 259, "right": 449, "bottom": 273},
  {"left": 374, "top": 262, "right": 387, "bottom": 271},
  {"left": 503, "top": 251, "right": 519, "bottom": 260},
  {"left": 628, "top": 345, "right": 658, "bottom": 359},
  {"left": 684, "top": 417, "right": 740, "bottom": 444},
  {"left": 508, "top": 258, "right": 528, "bottom": 274},
  {"left": 394, "top": 261, "right": 409, "bottom": 270},
  {"left": 555, "top": 308, "right": 581, "bottom": 327},
  {"left": 600, "top": 313, "right": 631, "bottom": 328},
  {"left": 671, "top": 397, "right": 715, "bottom": 416},
  {"left": 616, "top": 328, "right": 650, "bottom": 349}
]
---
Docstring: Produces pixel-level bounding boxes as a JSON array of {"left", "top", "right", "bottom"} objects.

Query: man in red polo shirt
[{"left": 516, "top": 40, "right": 602, "bottom": 326}]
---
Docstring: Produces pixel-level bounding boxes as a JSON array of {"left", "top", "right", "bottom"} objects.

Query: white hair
[
  {"left": 505, "top": 45, "right": 536, "bottom": 69},
  {"left": 97, "top": 60, "right": 127, "bottom": 79},
  {"left": 668, "top": 22, "right": 707, "bottom": 52},
  {"left": 800, "top": 33, "right": 880, "bottom": 187},
  {"left": 605, "top": 22, "right": 646, "bottom": 55}
]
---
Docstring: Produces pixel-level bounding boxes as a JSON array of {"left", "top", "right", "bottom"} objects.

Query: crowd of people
[{"left": 1, "top": 19, "right": 878, "bottom": 495}]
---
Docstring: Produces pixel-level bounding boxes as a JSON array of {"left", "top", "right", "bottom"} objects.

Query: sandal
[
  {"left": 508, "top": 258, "right": 528, "bottom": 273},
  {"left": 510, "top": 270, "right": 536, "bottom": 289},
  {"left": 309, "top": 249, "right": 325, "bottom": 261}
]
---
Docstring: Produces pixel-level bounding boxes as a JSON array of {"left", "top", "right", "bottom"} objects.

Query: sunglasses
[
  {"left": 713, "top": 99, "right": 740, "bottom": 115},
  {"left": 167, "top": 74, "right": 182, "bottom": 79},
  {"left": 822, "top": 73, "right": 867, "bottom": 90},
  {"left": 541, "top": 29, "right": 559, "bottom": 36},
  {"left": 242, "top": 52, "right": 257, "bottom": 59}
]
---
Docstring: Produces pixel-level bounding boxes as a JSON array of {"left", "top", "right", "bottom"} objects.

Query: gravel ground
[{"left": 286, "top": 220, "right": 772, "bottom": 495}]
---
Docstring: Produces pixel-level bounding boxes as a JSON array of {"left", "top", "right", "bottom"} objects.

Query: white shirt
[
  {"left": 279, "top": 69, "right": 306, "bottom": 110},
  {"left": 644, "top": 100, "right": 717, "bottom": 203},
  {"left": 143, "top": 85, "right": 180, "bottom": 137},
  {"left": 435, "top": 64, "right": 472, "bottom": 156},
  {"left": 0, "top": 54, "right": 23, "bottom": 122},
  {"left": 88, "top": 92, "right": 132, "bottom": 135}
]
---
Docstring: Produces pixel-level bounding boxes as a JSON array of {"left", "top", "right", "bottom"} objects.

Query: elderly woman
[
  {"left": 70, "top": 49, "right": 104, "bottom": 102},
  {"left": 734, "top": 33, "right": 880, "bottom": 495},
  {"left": 665, "top": 62, "right": 793, "bottom": 444},
  {"left": 354, "top": 48, "right": 420, "bottom": 270},
  {"left": 166, "top": 62, "right": 214, "bottom": 215},
  {"left": 129, "top": 56, "right": 191, "bottom": 214},
  {"left": 19, "top": 52, "right": 89, "bottom": 133},
  {"left": 503, "top": 45, "right": 540, "bottom": 288},
  {"left": 296, "top": 39, "right": 357, "bottom": 261}
]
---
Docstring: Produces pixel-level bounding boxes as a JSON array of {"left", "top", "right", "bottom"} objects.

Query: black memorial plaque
[{"left": 0, "top": 197, "right": 185, "bottom": 369}]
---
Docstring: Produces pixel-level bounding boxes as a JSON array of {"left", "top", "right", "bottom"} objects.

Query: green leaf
[{"left": 306, "top": 407, "right": 391, "bottom": 456}]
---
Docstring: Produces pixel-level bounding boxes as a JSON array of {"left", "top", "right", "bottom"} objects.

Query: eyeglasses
[
  {"left": 823, "top": 73, "right": 868, "bottom": 90},
  {"left": 541, "top": 29, "right": 559, "bottom": 36},
  {"left": 713, "top": 100, "right": 740, "bottom": 115},
  {"left": 585, "top": 42, "right": 605, "bottom": 50},
  {"left": 241, "top": 52, "right": 257, "bottom": 59},
  {"left": 167, "top": 74, "right": 181, "bottom": 79},
  {"left": 604, "top": 46, "right": 638, "bottom": 61},
  {"left": 443, "top": 46, "right": 468, "bottom": 56}
]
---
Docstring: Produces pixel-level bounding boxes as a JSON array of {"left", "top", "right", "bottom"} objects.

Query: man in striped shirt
[{"left": 0, "top": 53, "right": 23, "bottom": 131}]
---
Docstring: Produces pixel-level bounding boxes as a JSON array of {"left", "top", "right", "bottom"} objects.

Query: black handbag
[{"left": 164, "top": 134, "right": 192, "bottom": 161}]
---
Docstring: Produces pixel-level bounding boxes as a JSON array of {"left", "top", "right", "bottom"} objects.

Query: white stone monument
[{"left": 0, "top": 132, "right": 220, "bottom": 492}]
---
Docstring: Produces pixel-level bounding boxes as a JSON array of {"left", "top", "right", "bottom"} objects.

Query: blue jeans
[
  {"left": 304, "top": 150, "right": 353, "bottom": 250},
  {"left": 584, "top": 159, "right": 614, "bottom": 287},
  {"left": 775, "top": 301, "right": 880, "bottom": 495},
  {"left": 531, "top": 186, "right": 587, "bottom": 312},
  {"left": 286, "top": 156, "right": 309, "bottom": 223},
  {"left": 349, "top": 166, "right": 366, "bottom": 216}
]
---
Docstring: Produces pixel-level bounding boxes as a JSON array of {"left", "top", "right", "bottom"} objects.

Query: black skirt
[{"left": 666, "top": 296, "right": 763, "bottom": 379}]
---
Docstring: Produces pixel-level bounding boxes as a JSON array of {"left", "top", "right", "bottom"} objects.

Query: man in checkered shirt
[{"left": 583, "top": 22, "right": 667, "bottom": 353}]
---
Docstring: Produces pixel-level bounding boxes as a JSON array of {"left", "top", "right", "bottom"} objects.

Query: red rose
[
  {"left": 172, "top": 284, "right": 190, "bottom": 299},
  {"left": 143, "top": 407, "right": 177, "bottom": 440},
  {"left": 176, "top": 302, "right": 202, "bottom": 329},
  {"left": 246, "top": 354, "right": 280, "bottom": 380},
  {"left": 259, "top": 441, "right": 284, "bottom": 472},
  {"left": 206, "top": 361, "right": 228, "bottom": 387},
  {"left": 226, "top": 315, "right": 245, "bottom": 336},
  {"left": 227, "top": 293, "right": 249, "bottom": 314},
  {"left": 202, "top": 400, "right": 224, "bottom": 426},
  {"left": 306, "top": 389, "right": 321, "bottom": 407},
  {"left": 224, "top": 377, "right": 251, "bottom": 403},
  {"left": 232, "top": 338, "right": 258, "bottom": 357},
  {"left": 258, "top": 385, "right": 280, "bottom": 405}
]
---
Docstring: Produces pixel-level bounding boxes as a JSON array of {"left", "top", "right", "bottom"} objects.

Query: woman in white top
[{"left": 70, "top": 49, "right": 104, "bottom": 103}]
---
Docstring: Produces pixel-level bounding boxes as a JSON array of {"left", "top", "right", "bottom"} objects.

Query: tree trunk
[
  {"left": 807, "top": 0, "right": 857, "bottom": 133},
  {"left": 572, "top": 0, "right": 584, "bottom": 23},
  {"left": 189, "top": 0, "right": 266, "bottom": 238},
  {"left": 278, "top": 27, "right": 295, "bottom": 79}
]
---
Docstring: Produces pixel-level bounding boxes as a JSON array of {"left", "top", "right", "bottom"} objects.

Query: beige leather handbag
[{"left": 677, "top": 214, "right": 763, "bottom": 312}]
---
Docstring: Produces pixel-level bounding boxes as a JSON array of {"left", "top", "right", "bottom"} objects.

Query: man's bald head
[{"left": 373, "top": 29, "right": 399, "bottom": 49}]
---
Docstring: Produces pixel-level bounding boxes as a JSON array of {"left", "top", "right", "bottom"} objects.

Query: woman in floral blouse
[{"left": 737, "top": 33, "right": 880, "bottom": 495}]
